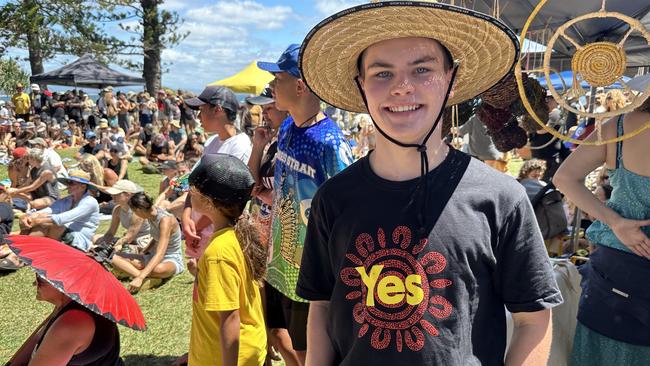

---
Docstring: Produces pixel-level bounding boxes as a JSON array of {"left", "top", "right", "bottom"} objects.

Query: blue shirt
[
  {"left": 39, "top": 192, "right": 99, "bottom": 251},
  {"left": 169, "top": 128, "right": 186, "bottom": 145},
  {"left": 268, "top": 114, "right": 353, "bottom": 301}
]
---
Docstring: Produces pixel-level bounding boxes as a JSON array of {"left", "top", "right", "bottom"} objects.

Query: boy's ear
[{"left": 296, "top": 79, "right": 308, "bottom": 96}]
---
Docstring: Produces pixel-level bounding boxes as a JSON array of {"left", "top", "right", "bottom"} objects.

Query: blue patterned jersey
[{"left": 268, "top": 114, "right": 353, "bottom": 301}]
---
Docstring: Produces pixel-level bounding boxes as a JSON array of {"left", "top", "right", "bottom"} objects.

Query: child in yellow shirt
[{"left": 186, "top": 153, "right": 267, "bottom": 366}]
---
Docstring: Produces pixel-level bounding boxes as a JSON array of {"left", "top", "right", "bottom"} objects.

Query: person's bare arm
[
  {"left": 154, "top": 186, "right": 171, "bottom": 206},
  {"left": 8, "top": 170, "right": 54, "bottom": 195},
  {"left": 218, "top": 309, "right": 240, "bottom": 366},
  {"left": 306, "top": 301, "right": 335, "bottom": 366},
  {"left": 118, "top": 213, "right": 145, "bottom": 246},
  {"left": 118, "top": 158, "right": 128, "bottom": 180},
  {"left": 28, "top": 310, "right": 95, "bottom": 366},
  {"left": 136, "top": 216, "right": 173, "bottom": 279},
  {"left": 101, "top": 206, "right": 122, "bottom": 241},
  {"left": 554, "top": 119, "right": 650, "bottom": 258},
  {"left": 505, "top": 309, "right": 552, "bottom": 366},
  {"left": 248, "top": 127, "right": 272, "bottom": 184},
  {"left": 181, "top": 195, "right": 200, "bottom": 241}
]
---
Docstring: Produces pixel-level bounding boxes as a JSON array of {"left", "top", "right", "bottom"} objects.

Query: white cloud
[
  {"left": 158, "top": 0, "right": 295, "bottom": 91},
  {"left": 314, "top": 0, "right": 364, "bottom": 15},
  {"left": 162, "top": 49, "right": 197, "bottom": 64},
  {"left": 160, "top": 0, "right": 187, "bottom": 11},
  {"left": 186, "top": 0, "right": 294, "bottom": 30}
]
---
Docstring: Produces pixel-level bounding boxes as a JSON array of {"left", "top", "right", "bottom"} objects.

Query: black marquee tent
[{"left": 30, "top": 54, "right": 145, "bottom": 88}]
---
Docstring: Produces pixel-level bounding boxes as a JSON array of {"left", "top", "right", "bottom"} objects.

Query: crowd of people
[{"left": 2, "top": 1, "right": 650, "bottom": 366}]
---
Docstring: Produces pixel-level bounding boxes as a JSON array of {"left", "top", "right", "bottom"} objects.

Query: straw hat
[
  {"left": 299, "top": 0, "right": 520, "bottom": 113},
  {"left": 58, "top": 169, "right": 92, "bottom": 186}
]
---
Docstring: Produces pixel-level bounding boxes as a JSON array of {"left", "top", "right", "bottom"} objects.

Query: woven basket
[
  {"left": 480, "top": 72, "right": 522, "bottom": 109},
  {"left": 478, "top": 102, "right": 512, "bottom": 132}
]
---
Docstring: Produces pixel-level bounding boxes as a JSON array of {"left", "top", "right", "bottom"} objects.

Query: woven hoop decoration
[
  {"left": 516, "top": 0, "right": 650, "bottom": 145},
  {"left": 571, "top": 42, "right": 626, "bottom": 87},
  {"left": 299, "top": 1, "right": 519, "bottom": 113}
]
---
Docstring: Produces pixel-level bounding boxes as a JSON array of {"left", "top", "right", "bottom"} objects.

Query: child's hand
[
  {"left": 129, "top": 276, "right": 144, "bottom": 293},
  {"left": 187, "top": 258, "right": 198, "bottom": 277}
]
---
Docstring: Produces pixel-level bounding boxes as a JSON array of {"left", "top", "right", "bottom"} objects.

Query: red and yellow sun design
[{"left": 340, "top": 225, "right": 453, "bottom": 352}]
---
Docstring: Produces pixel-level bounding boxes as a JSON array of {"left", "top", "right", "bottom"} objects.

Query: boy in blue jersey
[{"left": 257, "top": 44, "right": 353, "bottom": 364}]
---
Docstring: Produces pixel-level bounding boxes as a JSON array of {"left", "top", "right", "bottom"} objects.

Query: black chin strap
[{"left": 354, "top": 65, "right": 459, "bottom": 237}]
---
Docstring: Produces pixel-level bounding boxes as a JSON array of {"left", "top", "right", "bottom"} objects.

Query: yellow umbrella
[{"left": 208, "top": 61, "right": 273, "bottom": 95}]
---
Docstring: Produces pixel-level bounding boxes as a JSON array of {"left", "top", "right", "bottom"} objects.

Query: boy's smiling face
[{"left": 358, "top": 37, "right": 454, "bottom": 145}]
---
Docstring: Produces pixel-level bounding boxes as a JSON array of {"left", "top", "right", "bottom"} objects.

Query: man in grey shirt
[{"left": 456, "top": 114, "right": 504, "bottom": 164}]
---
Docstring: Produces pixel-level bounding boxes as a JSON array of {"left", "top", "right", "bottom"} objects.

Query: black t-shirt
[
  {"left": 297, "top": 149, "right": 562, "bottom": 366},
  {"left": 139, "top": 131, "right": 152, "bottom": 146},
  {"left": 79, "top": 143, "right": 101, "bottom": 156},
  {"left": 260, "top": 140, "right": 277, "bottom": 190},
  {"left": 150, "top": 141, "right": 169, "bottom": 156},
  {"left": 107, "top": 158, "right": 128, "bottom": 180},
  {"left": 30, "top": 162, "right": 60, "bottom": 200}
]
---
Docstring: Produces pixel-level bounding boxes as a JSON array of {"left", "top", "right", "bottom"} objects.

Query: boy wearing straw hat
[{"left": 296, "top": 2, "right": 562, "bottom": 365}]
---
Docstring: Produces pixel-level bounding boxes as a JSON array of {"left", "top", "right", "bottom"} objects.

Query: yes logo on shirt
[{"left": 340, "top": 225, "right": 454, "bottom": 352}]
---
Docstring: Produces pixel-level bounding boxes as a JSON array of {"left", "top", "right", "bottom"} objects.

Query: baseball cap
[
  {"left": 25, "top": 122, "right": 35, "bottom": 129},
  {"left": 170, "top": 120, "right": 181, "bottom": 128},
  {"left": 160, "top": 160, "right": 178, "bottom": 171},
  {"left": 245, "top": 85, "right": 274, "bottom": 106},
  {"left": 31, "top": 84, "right": 40, "bottom": 91},
  {"left": 184, "top": 85, "right": 239, "bottom": 112},
  {"left": 158, "top": 89, "right": 166, "bottom": 95},
  {"left": 29, "top": 137, "right": 47, "bottom": 147},
  {"left": 104, "top": 180, "right": 143, "bottom": 195},
  {"left": 257, "top": 44, "right": 301, "bottom": 79},
  {"left": 12, "top": 147, "right": 27, "bottom": 159},
  {"left": 189, "top": 154, "right": 255, "bottom": 205},
  {"left": 85, "top": 131, "right": 97, "bottom": 139}
]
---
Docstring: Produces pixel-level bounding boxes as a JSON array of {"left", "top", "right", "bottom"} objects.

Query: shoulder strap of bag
[{"left": 531, "top": 182, "right": 556, "bottom": 207}]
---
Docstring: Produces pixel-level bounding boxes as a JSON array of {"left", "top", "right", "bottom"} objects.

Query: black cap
[
  {"left": 189, "top": 154, "right": 254, "bottom": 206},
  {"left": 245, "top": 85, "right": 274, "bottom": 106},
  {"left": 184, "top": 85, "right": 239, "bottom": 112}
]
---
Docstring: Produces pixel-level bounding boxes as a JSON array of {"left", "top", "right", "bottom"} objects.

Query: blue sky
[
  {"left": 5, "top": 0, "right": 544, "bottom": 94},
  {"left": 5, "top": 0, "right": 367, "bottom": 93}
]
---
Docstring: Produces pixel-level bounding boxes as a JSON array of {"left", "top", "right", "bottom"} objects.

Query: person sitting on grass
[
  {"left": 3, "top": 169, "right": 99, "bottom": 269},
  {"left": 138, "top": 133, "right": 172, "bottom": 168},
  {"left": 105, "top": 146, "right": 129, "bottom": 181},
  {"left": 131, "top": 123, "right": 153, "bottom": 157},
  {"left": 93, "top": 180, "right": 151, "bottom": 254},
  {"left": 6, "top": 274, "right": 123, "bottom": 366},
  {"left": 7, "top": 148, "right": 60, "bottom": 210},
  {"left": 154, "top": 160, "right": 189, "bottom": 218},
  {"left": 75, "top": 131, "right": 104, "bottom": 160},
  {"left": 110, "top": 192, "right": 184, "bottom": 293},
  {"left": 18, "top": 169, "right": 99, "bottom": 251},
  {"left": 175, "top": 132, "right": 203, "bottom": 165}
]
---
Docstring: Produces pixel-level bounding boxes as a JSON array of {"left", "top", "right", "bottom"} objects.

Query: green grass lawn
[{"left": 0, "top": 148, "right": 195, "bottom": 365}]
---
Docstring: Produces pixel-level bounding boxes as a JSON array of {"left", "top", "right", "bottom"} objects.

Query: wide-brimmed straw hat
[
  {"left": 58, "top": 169, "right": 92, "bottom": 186},
  {"left": 299, "top": 0, "right": 520, "bottom": 113}
]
